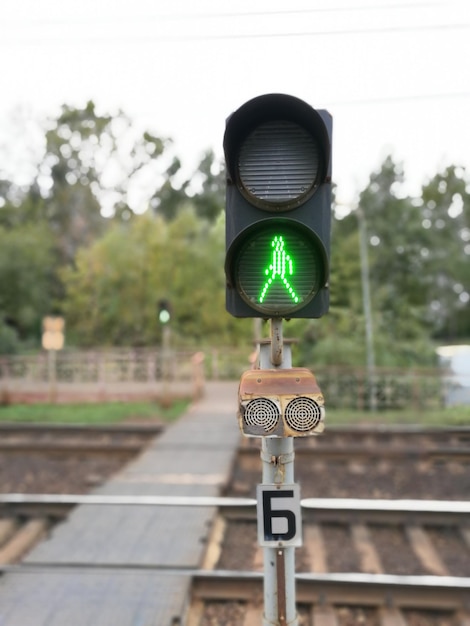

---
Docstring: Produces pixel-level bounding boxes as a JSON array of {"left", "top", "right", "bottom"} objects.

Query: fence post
[
  {"left": 0, "top": 357, "right": 10, "bottom": 404},
  {"left": 191, "top": 352, "right": 205, "bottom": 400}
]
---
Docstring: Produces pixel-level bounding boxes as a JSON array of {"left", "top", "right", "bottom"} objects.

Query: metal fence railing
[
  {"left": 205, "top": 350, "right": 444, "bottom": 410},
  {"left": 312, "top": 366, "right": 443, "bottom": 411},
  {"left": 0, "top": 349, "right": 205, "bottom": 403},
  {"left": 0, "top": 348, "right": 450, "bottom": 410}
]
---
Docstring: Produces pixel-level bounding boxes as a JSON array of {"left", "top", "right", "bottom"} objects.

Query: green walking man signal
[{"left": 260, "top": 235, "right": 298, "bottom": 306}]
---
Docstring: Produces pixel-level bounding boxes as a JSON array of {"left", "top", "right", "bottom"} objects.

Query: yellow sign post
[{"left": 42, "top": 317, "right": 65, "bottom": 402}]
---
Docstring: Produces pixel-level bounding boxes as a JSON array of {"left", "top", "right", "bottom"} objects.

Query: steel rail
[
  {"left": 0, "top": 564, "right": 467, "bottom": 610},
  {"left": 2, "top": 423, "right": 468, "bottom": 437},
  {"left": 1, "top": 493, "right": 469, "bottom": 510},
  {"left": 1, "top": 494, "right": 469, "bottom": 525},
  {"left": 0, "top": 423, "right": 165, "bottom": 436},
  {"left": 0, "top": 493, "right": 257, "bottom": 508},
  {"left": 309, "top": 425, "right": 470, "bottom": 435},
  {"left": 238, "top": 444, "right": 470, "bottom": 460},
  {"left": 238, "top": 425, "right": 470, "bottom": 443},
  {"left": 302, "top": 497, "right": 470, "bottom": 513},
  {"left": 0, "top": 423, "right": 165, "bottom": 455},
  {"left": 0, "top": 494, "right": 257, "bottom": 521},
  {"left": 0, "top": 442, "right": 144, "bottom": 455},
  {"left": 191, "top": 570, "right": 470, "bottom": 609},
  {"left": 300, "top": 497, "right": 470, "bottom": 525}
]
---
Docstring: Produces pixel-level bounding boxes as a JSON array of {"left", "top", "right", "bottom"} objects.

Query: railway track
[
  {"left": 0, "top": 493, "right": 469, "bottom": 625},
  {"left": 1, "top": 496, "right": 469, "bottom": 577},
  {"left": 0, "top": 422, "right": 165, "bottom": 495},
  {"left": 1, "top": 424, "right": 469, "bottom": 624},
  {"left": 203, "top": 498, "right": 470, "bottom": 578},
  {"left": 196, "top": 496, "right": 470, "bottom": 625},
  {"left": 232, "top": 427, "right": 470, "bottom": 502},
  {"left": 0, "top": 422, "right": 164, "bottom": 455},
  {"left": 239, "top": 425, "right": 470, "bottom": 462},
  {"left": 189, "top": 571, "right": 470, "bottom": 626}
]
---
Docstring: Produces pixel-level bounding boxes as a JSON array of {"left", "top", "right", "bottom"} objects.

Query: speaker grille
[
  {"left": 244, "top": 398, "right": 280, "bottom": 433},
  {"left": 284, "top": 397, "right": 322, "bottom": 432}
]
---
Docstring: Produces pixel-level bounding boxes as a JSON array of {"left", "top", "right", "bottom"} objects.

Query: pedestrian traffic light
[{"left": 224, "top": 94, "right": 332, "bottom": 318}]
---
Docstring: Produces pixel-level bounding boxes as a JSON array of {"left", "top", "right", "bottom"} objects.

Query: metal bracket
[
  {"left": 260, "top": 451, "right": 295, "bottom": 466},
  {"left": 271, "top": 318, "right": 283, "bottom": 366}
]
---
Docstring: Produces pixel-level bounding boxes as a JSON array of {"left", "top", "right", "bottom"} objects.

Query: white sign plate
[{"left": 256, "top": 484, "right": 302, "bottom": 547}]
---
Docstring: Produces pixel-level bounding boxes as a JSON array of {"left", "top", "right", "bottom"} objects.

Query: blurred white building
[{"left": 436, "top": 345, "right": 470, "bottom": 407}]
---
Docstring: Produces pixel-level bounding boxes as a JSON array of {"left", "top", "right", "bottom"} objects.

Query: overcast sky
[{"left": 1, "top": 0, "right": 469, "bottom": 209}]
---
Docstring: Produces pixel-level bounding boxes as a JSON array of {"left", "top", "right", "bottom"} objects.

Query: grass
[
  {"left": 0, "top": 399, "right": 190, "bottom": 425},
  {"left": 0, "top": 398, "right": 468, "bottom": 428},
  {"left": 326, "top": 405, "right": 470, "bottom": 427}
]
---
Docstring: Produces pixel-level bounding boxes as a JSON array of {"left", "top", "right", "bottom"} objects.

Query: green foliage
[
  {"left": 0, "top": 223, "right": 55, "bottom": 344},
  {"left": 291, "top": 156, "right": 469, "bottom": 368},
  {"left": 0, "top": 323, "right": 20, "bottom": 354},
  {"left": 151, "top": 149, "right": 224, "bottom": 222},
  {"left": 0, "top": 103, "right": 468, "bottom": 366},
  {"left": 359, "top": 157, "right": 430, "bottom": 339},
  {"left": 61, "top": 208, "right": 252, "bottom": 347},
  {"left": 359, "top": 157, "right": 470, "bottom": 348},
  {"left": 190, "top": 149, "right": 225, "bottom": 221},
  {"left": 419, "top": 165, "right": 470, "bottom": 339},
  {"left": 0, "top": 399, "right": 189, "bottom": 424}
]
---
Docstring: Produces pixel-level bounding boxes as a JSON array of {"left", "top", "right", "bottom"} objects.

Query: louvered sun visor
[{"left": 223, "top": 93, "right": 331, "bottom": 212}]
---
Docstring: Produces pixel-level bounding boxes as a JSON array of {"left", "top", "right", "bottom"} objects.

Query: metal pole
[
  {"left": 161, "top": 324, "right": 171, "bottom": 403},
  {"left": 259, "top": 319, "right": 298, "bottom": 626},
  {"left": 47, "top": 349, "right": 57, "bottom": 404},
  {"left": 270, "top": 317, "right": 283, "bottom": 367},
  {"left": 357, "top": 206, "right": 377, "bottom": 411}
]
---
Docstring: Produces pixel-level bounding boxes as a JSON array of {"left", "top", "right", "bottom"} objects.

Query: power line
[
  {"left": 137, "top": 91, "right": 470, "bottom": 126},
  {"left": 133, "top": 91, "right": 470, "bottom": 125},
  {"left": 2, "top": 2, "right": 442, "bottom": 25},
  {"left": 152, "top": 1, "right": 441, "bottom": 20},
  {"left": 1, "top": 22, "right": 469, "bottom": 46},
  {"left": 325, "top": 91, "right": 470, "bottom": 107}
]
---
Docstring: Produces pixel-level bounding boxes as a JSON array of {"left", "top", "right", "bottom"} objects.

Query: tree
[
  {"left": 419, "top": 165, "right": 470, "bottom": 341},
  {"left": 0, "top": 223, "right": 55, "bottom": 348},
  {"left": 149, "top": 156, "right": 189, "bottom": 221},
  {"left": 149, "top": 149, "right": 225, "bottom": 222},
  {"left": 61, "top": 207, "right": 251, "bottom": 347},
  {"left": 357, "top": 157, "right": 433, "bottom": 346},
  {"left": 2, "top": 100, "right": 467, "bottom": 359},
  {"left": 0, "top": 103, "right": 229, "bottom": 350},
  {"left": 37, "top": 102, "right": 175, "bottom": 261},
  {"left": 190, "top": 149, "right": 225, "bottom": 222},
  {"left": 296, "top": 156, "right": 441, "bottom": 367}
]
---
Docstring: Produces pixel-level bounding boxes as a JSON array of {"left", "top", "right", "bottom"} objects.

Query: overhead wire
[
  {"left": 0, "top": 0, "right": 464, "bottom": 43},
  {"left": 1, "top": 21, "right": 469, "bottom": 45},
  {"left": 1, "top": 2, "right": 466, "bottom": 105},
  {"left": 0, "top": 2, "right": 444, "bottom": 25},
  {"left": 326, "top": 91, "right": 470, "bottom": 107}
]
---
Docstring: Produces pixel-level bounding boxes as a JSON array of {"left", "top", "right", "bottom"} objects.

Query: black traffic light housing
[{"left": 224, "top": 93, "right": 332, "bottom": 319}]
